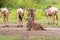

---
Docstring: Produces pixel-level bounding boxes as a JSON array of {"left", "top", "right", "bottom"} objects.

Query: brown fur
[
  {"left": 27, "top": 8, "right": 35, "bottom": 21},
  {"left": 26, "top": 17, "right": 46, "bottom": 31},
  {"left": 16, "top": 8, "right": 24, "bottom": 27},
  {"left": 44, "top": 6, "right": 58, "bottom": 25},
  {"left": 0, "top": 8, "right": 9, "bottom": 27}
]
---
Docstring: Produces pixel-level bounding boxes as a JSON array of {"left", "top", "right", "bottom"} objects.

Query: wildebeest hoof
[
  {"left": 2, "top": 25, "right": 5, "bottom": 28},
  {"left": 17, "top": 25, "right": 23, "bottom": 27},
  {"left": 20, "top": 25, "right": 23, "bottom": 27},
  {"left": 27, "top": 29, "right": 31, "bottom": 31},
  {"left": 17, "top": 25, "right": 20, "bottom": 27}
]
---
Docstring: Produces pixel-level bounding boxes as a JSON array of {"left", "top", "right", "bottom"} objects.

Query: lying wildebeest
[
  {"left": 44, "top": 6, "right": 58, "bottom": 25},
  {"left": 0, "top": 7, "right": 10, "bottom": 27},
  {"left": 27, "top": 8, "right": 35, "bottom": 21},
  {"left": 26, "top": 17, "right": 46, "bottom": 31},
  {"left": 16, "top": 8, "right": 24, "bottom": 27}
]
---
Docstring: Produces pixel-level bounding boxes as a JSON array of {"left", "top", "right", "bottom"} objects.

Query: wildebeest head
[
  {"left": 43, "top": 5, "right": 52, "bottom": 12},
  {"left": 47, "top": 6, "right": 52, "bottom": 9},
  {"left": 27, "top": 8, "right": 35, "bottom": 18},
  {"left": 27, "top": 8, "right": 35, "bottom": 12},
  {"left": 43, "top": 8, "right": 48, "bottom": 16},
  {"left": 43, "top": 6, "right": 52, "bottom": 17},
  {"left": 27, "top": 17, "right": 34, "bottom": 23}
]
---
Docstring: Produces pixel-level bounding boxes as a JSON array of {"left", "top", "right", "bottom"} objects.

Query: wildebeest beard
[{"left": 19, "top": 15, "right": 22, "bottom": 21}]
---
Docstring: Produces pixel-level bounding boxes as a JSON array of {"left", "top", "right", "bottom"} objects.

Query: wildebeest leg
[
  {"left": 27, "top": 26, "right": 32, "bottom": 31},
  {"left": 3, "top": 14, "right": 9, "bottom": 27},
  {"left": 17, "top": 18, "right": 21, "bottom": 27},
  {"left": 48, "top": 16, "right": 53, "bottom": 25},
  {"left": 47, "top": 16, "right": 51, "bottom": 25},
  {"left": 39, "top": 24, "right": 46, "bottom": 30},
  {"left": 56, "top": 14, "right": 58, "bottom": 25},
  {"left": 31, "top": 28, "right": 36, "bottom": 31},
  {"left": 20, "top": 19, "right": 23, "bottom": 27},
  {"left": 5, "top": 14, "right": 9, "bottom": 27},
  {"left": 26, "top": 24, "right": 31, "bottom": 31},
  {"left": 50, "top": 16, "right": 53, "bottom": 25},
  {"left": 3, "top": 16, "right": 5, "bottom": 27},
  {"left": 54, "top": 16, "right": 58, "bottom": 25},
  {"left": 51, "top": 15, "right": 55, "bottom": 25},
  {"left": 17, "top": 16, "right": 23, "bottom": 27},
  {"left": 2, "top": 14, "right": 6, "bottom": 27}
]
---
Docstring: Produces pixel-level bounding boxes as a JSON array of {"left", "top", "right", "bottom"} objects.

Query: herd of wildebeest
[{"left": 0, "top": 6, "right": 59, "bottom": 31}]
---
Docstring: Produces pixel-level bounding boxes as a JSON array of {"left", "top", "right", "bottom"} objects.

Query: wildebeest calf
[
  {"left": 26, "top": 17, "right": 46, "bottom": 31},
  {"left": 16, "top": 8, "right": 24, "bottom": 27}
]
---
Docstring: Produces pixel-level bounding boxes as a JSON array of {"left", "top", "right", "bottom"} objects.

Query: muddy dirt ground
[{"left": 0, "top": 22, "right": 60, "bottom": 36}]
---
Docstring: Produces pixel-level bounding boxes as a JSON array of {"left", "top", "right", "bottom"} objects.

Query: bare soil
[{"left": 0, "top": 22, "right": 60, "bottom": 36}]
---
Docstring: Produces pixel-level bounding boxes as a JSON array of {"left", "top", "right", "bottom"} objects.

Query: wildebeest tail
[{"left": 19, "top": 15, "right": 22, "bottom": 21}]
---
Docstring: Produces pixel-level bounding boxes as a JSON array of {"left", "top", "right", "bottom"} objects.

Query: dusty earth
[
  {"left": 0, "top": 23, "right": 60, "bottom": 40},
  {"left": 0, "top": 22, "right": 60, "bottom": 36}
]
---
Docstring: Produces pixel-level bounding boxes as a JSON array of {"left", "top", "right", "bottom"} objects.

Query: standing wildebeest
[
  {"left": 0, "top": 7, "right": 9, "bottom": 27},
  {"left": 27, "top": 8, "right": 35, "bottom": 21},
  {"left": 44, "top": 6, "right": 58, "bottom": 25},
  {"left": 26, "top": 17, "right": 46, "bottom": 31},
  {"left": 16, "top": 8, "right": 24, "bottom": 27}
]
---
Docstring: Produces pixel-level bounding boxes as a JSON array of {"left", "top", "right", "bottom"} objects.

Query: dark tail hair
[
  {"left": 19, "top": 15, "right": 22, "bottom": 21},
  {"left": 56, "top": 15, "right": 58, "bottom": 20}
]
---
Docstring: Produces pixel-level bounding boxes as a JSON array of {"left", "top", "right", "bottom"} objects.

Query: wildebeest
[
  {"left": 0, "top": 7, "right": 9, "bottom": 27},
  {"left": 26, "top": 17, "right": 46, "bottom": 31},
  {"left": 16, "top": 8, "right": 24, "bottom": 27},
  {"left": 44, "top": 6, "right": 58, "bottom": 25},
  {"left": 27, "top": 8, "right": 35, "bottom": 21}
]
